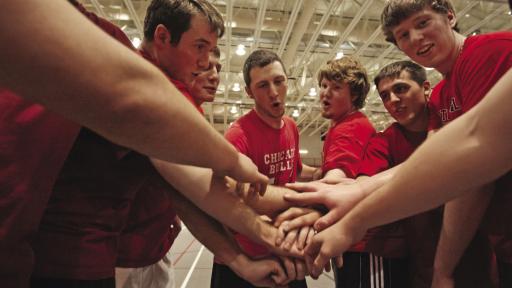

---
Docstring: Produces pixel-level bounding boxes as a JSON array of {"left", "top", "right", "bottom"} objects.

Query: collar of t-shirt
[{"left": 138, "top": 48, "right": 204, "bottom": 115}]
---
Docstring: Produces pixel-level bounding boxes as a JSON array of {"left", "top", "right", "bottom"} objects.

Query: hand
[
  {"left": 221, "top": 153, "right": 268, "bottom": 196},
  {"left": 278, "top": 256, "right": 308, "bottom": 283},
  {"left": 228, "top": 254, "right": 289, "bottom": 287},
  {"left": 284, "top": 181, "right": 366, "bottom": 231},
  {"left": 303, "top": 218, "right": 366, "bottom": 278},
  {"left": 274, "top": 207, "right": 322, "bottom": 247},
  {"left": 318, "top": 175, "right": 356, "bottom": 185}
]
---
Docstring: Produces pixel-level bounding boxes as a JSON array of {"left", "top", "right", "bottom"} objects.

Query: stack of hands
[{"left": 232, "top": 176, "right": 370, "bottom": 287}]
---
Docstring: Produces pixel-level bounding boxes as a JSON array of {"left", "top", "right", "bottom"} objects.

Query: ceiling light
[
  {"left": 321, "top": 29, "right": 338, "bottom": 37},
  {"left": 309, "top": 87, "right": 317, "bottom": 97},
  {"left": 232, "top": 83, "right": 241, "bottom": 92},
  {"left": 131, "top": 37, "right": 141, "bottom": 48},
  {"left": 226, "top": 21, "right": 237, "bottom": 28},
  {"left": 230, "top": 105, "right": 238, "bottom": 114},
  {"left": 113, "top": 13, "right": 130, "bottom": 20},
  {"left": 299, "top": 149, "right": 308, "bottom": 155},
  {"left": 235, "top": 44, "right": 246, "bottom": 56},
  {"left": 292, "top": 109, "right": 300, "bottom": 117},
  {"left": 335, "top": 51, "right": 344, "bottom": 59}
]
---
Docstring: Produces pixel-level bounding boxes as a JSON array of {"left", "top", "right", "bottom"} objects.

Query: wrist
[{"left": 226, "top": 253, "right": 249, "bottom": 277}]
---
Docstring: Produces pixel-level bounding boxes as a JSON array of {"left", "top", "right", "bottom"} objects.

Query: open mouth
[
  {"left": 322, "top": 100, "right": 331, "bottom": 110},
  {"left": 204, "top": 87, "right": 217, "bottom": 94},
  {"left": 272, "top": 102, "right": 281, "bottom": 108},
  {"left": 417, "top": 44, "right": 434, "bottom": 56}
]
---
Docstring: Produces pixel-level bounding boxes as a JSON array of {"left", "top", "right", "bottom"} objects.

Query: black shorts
[
  {"left": 211, "top": 262, "right": 307, "bottom": 288},
  {"left": 333, "top": 252, "right": 408, "bottom": 288}
]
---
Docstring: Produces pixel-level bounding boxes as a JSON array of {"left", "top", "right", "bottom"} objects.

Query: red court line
[{"left": 173, "top": 238, "right": 197, "bottom": 267}]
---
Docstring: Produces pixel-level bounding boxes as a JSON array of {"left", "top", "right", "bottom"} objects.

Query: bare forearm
[
  {"left": 343, "top": 71, "right": 512, "bottom": 231},
  {"left": 433, "top": 184, "right": 493, "bottom": 278},
  {"left": 0, "top": 0, "right": 240, "bottom": 172},
  {"left": 152, "top": 160, "right": 277, "bottom": 246},
  {"left": 169, "top": 187, "right": 240, "bottom": 264}
]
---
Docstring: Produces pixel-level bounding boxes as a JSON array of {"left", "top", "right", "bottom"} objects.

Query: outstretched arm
[
  {"left": 151, "top": 159, "right": 302, "bottom": 257},
  {"left": 168, "top": 186, "right": 289, "bottom": 287},
  {"left": 0, "top": 0, "right": 266, "bottom": 185},
  {"left": 300, "top": 69, "right": 512, "bottom": 276}
]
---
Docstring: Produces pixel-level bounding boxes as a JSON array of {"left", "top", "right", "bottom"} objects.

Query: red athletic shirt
[
  {"left": 224, "top": 109, "right": 303, "bottom": 258},
  {"left": 322, "top": 111, "right": 375, "bottom": 178},
  {"left": 428, "top": 32, "right": 512, "bottom": 262},
  {"left": 116, "top": 50, "right": 204, "bottom": 268},
  {"left": 31, "top": 5, "right": 163, "bottom": 280},
  {"left": 0, "top": 3, "right": 133, "bottom": 286}
]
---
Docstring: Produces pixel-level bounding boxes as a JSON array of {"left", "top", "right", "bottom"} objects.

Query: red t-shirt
[
  {"left": 224, "top": 109, "right": 303, "bottom": 258},
  {"left": 428, "top": 32, "right": 512, "bottom": 262},
  {"left": 0, "top": 4, "right": 133, "bottom": 286},
  {"left": 116, "top": 50, "right": 203, "bottom": 268},
  {"left": 0, "top": 91, "right": 80, "bottom": 287},
  {"left": 322, "top": 111, "right": 375, "bottom": 178},
  {"left": 32, "top": 5, "right": 163, "bottom": 280}
]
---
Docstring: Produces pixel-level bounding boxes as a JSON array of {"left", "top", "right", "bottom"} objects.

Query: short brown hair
[
  {"left": 374, "top": 60, "right": 427, "bottom": 88},
  {"left": 382, "top": 0, "right": 458, "bottom": 45},
  {"left": 144, "top": 0, "right": 224, "bottom": 45},
  {"left": 317, "top": 57, "right": 369, "bottom": 109},
  {"left": 243, "top": 49, "right": 286, "bottom": 87}
]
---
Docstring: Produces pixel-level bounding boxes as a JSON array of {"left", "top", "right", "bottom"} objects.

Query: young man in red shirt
[
  {"left": 209, "top": 49, "right": 317, "bottom": 288},
  {"left": 284, "top": 1, "right": 512, "bottom": 285},
  {"left": 31, "top": 2, "right": 288, "bottom": 288}
]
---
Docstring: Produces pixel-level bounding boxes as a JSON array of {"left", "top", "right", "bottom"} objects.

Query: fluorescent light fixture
[
  {"left": 299, "top": 149, "right": 308, "bottom": 154},
  {"left": 235, "top": 44, "right": 246, "bottom": 56}
]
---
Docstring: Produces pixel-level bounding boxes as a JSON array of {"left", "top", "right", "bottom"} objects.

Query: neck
[
  {"left": 254, "top": 108, "right": 282, "bottom": 129},
  {"left": 437, "top": 33, "right": 466, "bottom": 75},
  {"left": 404, "top": 110, "right": 429, "bottom": 132}
]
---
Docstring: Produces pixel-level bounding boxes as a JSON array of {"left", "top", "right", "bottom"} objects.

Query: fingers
[
  {"left": 284, "top": 211, "right": 322, "bottom": 233},
  {"left": 279, "top": 257, "right": 296, "bottom": 284},
  {"left": 296, "top": 226, "right": 310, "bottom": 250},
  {"left": 305, "top": 227, "right": 315, "bottom": 247},
  {"left": 333, "top": 255, "right": 343, "bottom": 268},
  {"left": 281, "top": 228, "right": 298, "bottom": 251},
  {"left": 283, "top": 191, "right": 323, "bottom": 207},
  {"left": 274, "top": 207, "right": 308, "bottom": 228},
  {"left": 269, "top": 259, "right": 288, "bottom": 286},
  {"left": 313, "top": 209, "right": 342, "bottom": 232},
  {"left": 284, "top": 182, "right": 320, "bottom": 193},
  {"left": 294, "top": 258, "right": 307, "bottom": 280}
]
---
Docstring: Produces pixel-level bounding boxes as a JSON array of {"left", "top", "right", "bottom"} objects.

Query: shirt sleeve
[
  {"left": 358, "top": 132, "right": 390, "bottom": 176},
  {"left": 224, "top": 124, "right": 249, "bottom": 154},
  {"left": 322, "top": 122, "right": 370, "bottom": 178},
  {"left": 458, "top": 37, "right": 512, "bottom": 113}
]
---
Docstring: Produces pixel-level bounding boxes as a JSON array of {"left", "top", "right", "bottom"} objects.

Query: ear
[
  {"left": 154, "top": 24, "right": 171, "bottom": 48},
  {"left": 245, "top": 85, "right": 254, "bottom": 99},
  {"left": 446, "top": 10, "right": 457, "bottom": 29},
  {"left": 423, "top": 80, "right": 431, "bottom": 100}
]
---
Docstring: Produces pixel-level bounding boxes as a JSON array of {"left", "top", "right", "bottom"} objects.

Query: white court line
[{"left": 179, "top": 245, "right": 205, "bottom": 288}]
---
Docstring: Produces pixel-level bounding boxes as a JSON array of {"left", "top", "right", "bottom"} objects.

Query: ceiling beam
[
  {"left": 123, "top": 0, "right": 143, "bottom": 38},
  {"left": 462, "top": 4, "right": 509, "bottom": 35},
  {"left": 90, "top": 0, "right": 108, "bottom": 19},
  {"left": 277, "top": 0, "right": 303, "bottom": 57},
  {"left": 223, "top": 0, "right": 234, "bottom": 131},
  {"left": 281, "top": 0, "right": 317, "bottom": 68},
  {"left": 251, "top": 0, "right": 269, "bottom": 52}
]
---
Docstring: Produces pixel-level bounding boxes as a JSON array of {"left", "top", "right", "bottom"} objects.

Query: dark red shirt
[
  {"left": 322, "top": 111, "right": 375, "bottom": 178},
  {"left": 429, "top": 32, "right": 512, "bottom": 263}
]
